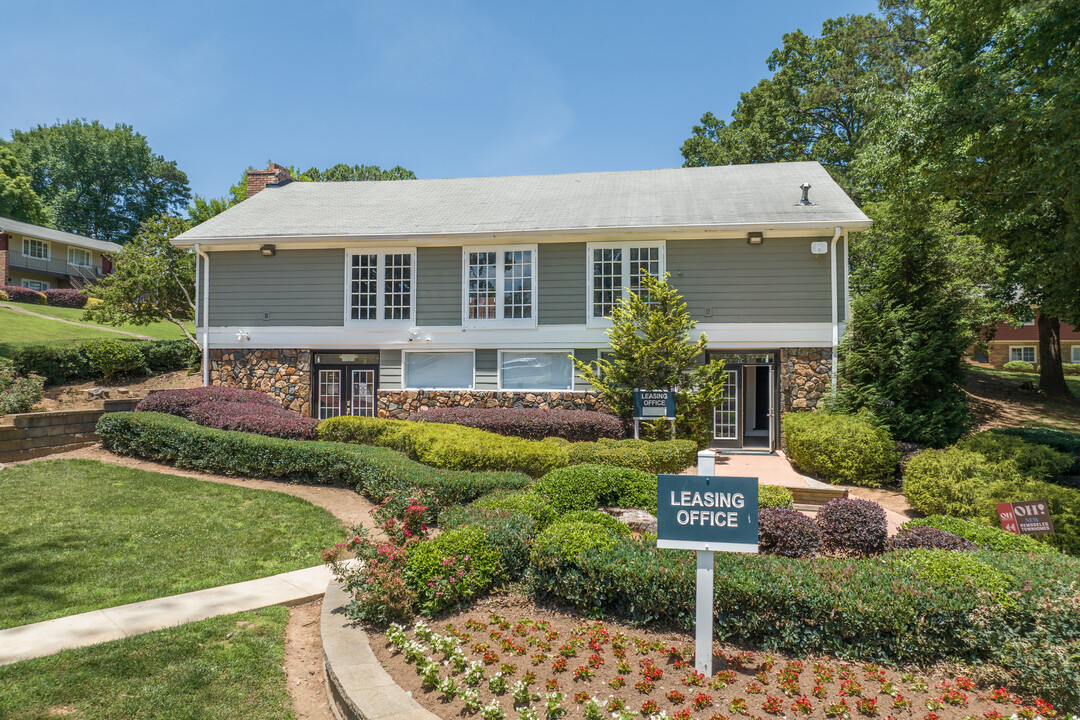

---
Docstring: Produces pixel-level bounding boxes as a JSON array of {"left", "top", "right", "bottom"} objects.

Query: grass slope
[
  {"left": 0, "top": 459, "right": 342, "bottom": 629},
  {"left": 1, "top": 300, "right": 194, "bottom": 342},
  {"left": 0, "top": 306, "right": 126, "bottom": 343},
  {"left": 966, "top": 364, "right": 1080, "bottom": 431},
  {"left": 0, "top": 606, "right": 294, "bottom": 720}
]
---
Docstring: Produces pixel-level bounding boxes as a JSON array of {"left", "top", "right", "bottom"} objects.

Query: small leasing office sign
[
  {"left": 633, "top": 389, "right": 676, "bottom": 420},
  {"left": 656, "top": 474, "right": 758, "bottom": 552}
]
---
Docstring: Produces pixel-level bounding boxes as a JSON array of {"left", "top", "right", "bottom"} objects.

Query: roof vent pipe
[{"left": 800, "top": 183, "right": 812, "bottom": 205}]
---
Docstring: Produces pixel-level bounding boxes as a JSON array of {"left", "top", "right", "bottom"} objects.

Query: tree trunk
[{"left": 1037, "top": 312, "right": 1074, "bottom": 399}]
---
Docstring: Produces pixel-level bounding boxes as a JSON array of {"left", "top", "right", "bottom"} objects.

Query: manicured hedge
[
  {"left": 5, "top": 339, "right": 199, "bottom": 385},
  {"left": 886, "top": 525, "right": 976, "bottom": 552},
  {"left": 534, "top": 464, "right": 658, "bottom": 514},
  {"left": 42, "top": 288, "right": 87, "bottom": 308},
  {"left": 137, "top": 387, "right": 279, "bottom": 416},
  {"left": 409, "top": 407, "right": 625, "bottom": 442},
  {"left": 566, "top": 438, "right": 696, "bottom": 473},
  {"left": 783, "top": 411, "right": 899, "bottom": 487},
  {"left": 97, "top": 412, "right": 530, "bottom": 510},
  {"left": 187, "top": 401, "right": 319, "bottom": 441},
  {"left": 528, "top": 536, "right": 1080, "bottom": 707},
  {"left": 957, "top": 431, "right": 1074, "bottom": 482},
  {"left": 0, "top": 285, "right": 46, "bottom": 304},
  {"left": 1003, "top": 360, "right": 1035, "bottom": 372},
  {"left": 903, "top": 515, "right": 1058, "bottom": 555}
]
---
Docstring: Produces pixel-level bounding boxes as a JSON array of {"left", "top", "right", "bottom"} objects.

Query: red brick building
[{"left": 975, "top": 321, "right": 1080, "bottom": 368}]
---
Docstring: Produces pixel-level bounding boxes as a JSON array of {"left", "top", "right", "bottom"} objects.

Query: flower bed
[
  {"left": 410, "top": 407, "right": 625, "bottom": 442},
  {"left": 369, "top": 601, "right": 1070, "bottom": 720}
]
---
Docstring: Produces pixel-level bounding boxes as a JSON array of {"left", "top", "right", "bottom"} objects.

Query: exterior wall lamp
[
  {"left": 747, "top": 232, "right": 764, "bottom": 245},
  {"left": 260, "top": 244, "right": 276, "bottom": 257}
]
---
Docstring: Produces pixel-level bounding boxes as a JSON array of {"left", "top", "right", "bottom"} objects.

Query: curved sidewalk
[{"left": 0, "top": 564, "right": 332, "bottom": 666}]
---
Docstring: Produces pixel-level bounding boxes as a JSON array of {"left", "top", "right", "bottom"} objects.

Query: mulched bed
[{"left": 369, "top": 594, "right": 1062, "bottom": 720}]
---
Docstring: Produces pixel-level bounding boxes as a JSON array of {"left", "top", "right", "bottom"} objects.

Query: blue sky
[{"left": 1, "top": 0, "right": 878, "bottom": 201}]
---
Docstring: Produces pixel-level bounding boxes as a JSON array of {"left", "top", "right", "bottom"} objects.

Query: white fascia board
[
  {"left": 202, "top": 323, "right": 837, "bottom": 350},
  {"left": 171, "top": 221, "right": 873, "bottom": 249}
]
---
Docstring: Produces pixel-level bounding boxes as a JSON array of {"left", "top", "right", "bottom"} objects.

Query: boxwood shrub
[
  {"left": 566, "top": 437, "right": 696, "bottom": 473},
  {"left": 532, "top": 520, "right": 622, "bottom": 561},
  {"left": 96, "top": 412, "right": 529, "bottom": 510},
  {"left": 409, "top": 407, "right": 624, "bottom": 441},
  {"left": 904, "top": 515, "right": 1058, "bottom": 555},
  {"left": 472, "top": 490, "right": 557, "bottom": 530},
  {"left": 991, "top": 427, "right": 1080, "bottom": 473},
  {"left": 957, "top": 431, "right": 1074, "bottom": 481},
  {"left": 1003, "top": 360, "right": 1035, "bottom": 372},
  {"left": 558, "top": 510, "right": 632, "bottom": 536},
  {"left": 534, "top": 464, "right": 657, "bottom": 514},
  {"left": 758, "top": 484, "right": 794, "bottom": 509},
  {"left": 783, "top": 411, "right": 899, "bottom": 487}
]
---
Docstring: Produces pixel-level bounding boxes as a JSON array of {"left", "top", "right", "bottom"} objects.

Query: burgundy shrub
[
  {"left": 815, "top": 497, "right": 888, "bottom": 557},
  {"left": 186, "top": 401, "right": 319, "bottom": 440},
  {"left": 43, "top": 288, "right": 89, "bottom": 309},
  {"left": 886, "top": 525, "right": 977, "bottom": 552},
  {"left": 758, "top": 507, "right": 821, "bottom": 558},
  {"left": 136, "top": 387, "right": 279, "bottom": 417},
  {"left": 408, "top": 407, "right": 624, "bottom": 442},
  {"left": 1, "top": 285, "right": 47, "bottom": 305}
]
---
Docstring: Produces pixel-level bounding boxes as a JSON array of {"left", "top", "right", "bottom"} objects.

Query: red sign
[{"left": 997, "top": 501, "right": 1054, "bottom": 535}]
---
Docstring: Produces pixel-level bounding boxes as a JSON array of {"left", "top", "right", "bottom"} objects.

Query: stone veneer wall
[
  {"left": 779, "top": 347, "right": 832, "bottom": 412},
  {"left": 378, "top": 390, "right": 609, "bottom": 419},
  {"left": 209, "top": 348, "right": 312, "bottom": 416}
]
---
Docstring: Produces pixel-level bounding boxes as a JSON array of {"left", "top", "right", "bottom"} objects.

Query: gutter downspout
[
  {"left": 830, "top": 226, "right": 842, "bottom": 394},
  {"left": 194, "top": 243, "right": 210, "bottom": 387}
]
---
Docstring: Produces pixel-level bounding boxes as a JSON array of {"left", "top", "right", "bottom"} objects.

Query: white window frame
[
  {"left": 343, "top": 248, "right": 416, "bottom": 328},
  {"left": 461, "top": 245, "right": 538, "bottom": 329},
  {"left": 586, "top": 241, "right": 665, "bottom": 327},
  {"left": 1071, "top": 345, "right": 1080, "bottom": 364},
  {"left": 498, "top": 349, "right": 575, "bottom": 391},
  {"left": 22, "top": 238, "right": 50, "bottom": 261},
  {"left": 402, "top": 350, "right": 477, "bottom": 390},
  {"left": 20, "top": 279, "right": 50, "bottom": 291},
  {"left": 1009, "top": 346, "right": 1037, "bottom": 363},
  {"left": 67, "top": 247, "right": 93, "bottom": 267}
]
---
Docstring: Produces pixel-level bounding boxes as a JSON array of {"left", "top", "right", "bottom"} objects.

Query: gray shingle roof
[
  {"left": 0, "top": 215, "right": 123, "bottom": 253},
  {"left": 174, "top": 161, "right": 869, "bottom": 244}
]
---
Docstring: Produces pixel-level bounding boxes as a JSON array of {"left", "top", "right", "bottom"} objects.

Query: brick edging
[{"left": 321, "top": 580, "right": 439, "bottom": 720}]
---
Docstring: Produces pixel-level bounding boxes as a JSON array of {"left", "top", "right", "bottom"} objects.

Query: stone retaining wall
[
  {"left": 0, "top": 399, "right": 139, "bottom": 463},
  {"left": 209, "top": 348, "right": 312, "bottom": 416},
  {"left": 377, "top": 389, "right": 609, "bottom": 419}
]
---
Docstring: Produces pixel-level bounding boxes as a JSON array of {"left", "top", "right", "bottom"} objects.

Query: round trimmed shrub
[
  {"left": 405, "top": 525, "right": 502, "bottom": 615},
  {"left": 903, "top": 448, "right": 1024, "bottom": 518},
  {"left": 473, "top": 490, "right": 557, "bottom": 529},
  {"left": 758, "top": 507, "right": 820, "bottom": 558},
  {"left": 532, "top": 520, "right": 621, "bottom": 561},
  {"left": 783, "top": 411, "right": 899, "bottom": 487},
  {"left": 559, "top": 510, "right": 631, "bottom": 536},
  {"left": 957, "top": 432, "right": 1073, "bottom": 482},
  {"left": 535, "top": 464, "right": 657, "bottom": 513},
  {"left": 1003, "top": 360, "right": 1035, "bottom": 373},
  {"left": 43, "top": 288, "right": 88, "bottom": 308},
  {"left": 759, "top": 484, "right": 794, "bottom": 509},
  {"left": 904, "top": 515, "right": 1058, "bottom": 555},
  {"left": 886, "top": 525, "right": 976, "bottom": 552},
  {"left": 815, "top": 497, "right": 887, "bottom": 557}
]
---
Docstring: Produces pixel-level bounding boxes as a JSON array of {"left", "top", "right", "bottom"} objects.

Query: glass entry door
[
  {"left": 316, "top": 364, "right": 379, "bottom": 419},
  {"left": 712, "top": 370, "right": 740, "bottom": 447}
]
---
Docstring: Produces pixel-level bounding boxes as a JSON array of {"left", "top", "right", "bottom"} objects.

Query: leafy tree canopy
[
  {"left": 0, "top": 145, "right": 48, "bottom": 224},
  {"left": 8, "top": 119, "right": 191, "bottom": 243}
]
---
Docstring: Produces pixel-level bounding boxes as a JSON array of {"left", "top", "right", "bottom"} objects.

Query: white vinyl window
[
  {"left": 588, "top": 242, "right": 664, "bottom": 322},
  {"left": 345, "top": 250, "right": 415, "bottom": 324},
  {"left": 463, "top": 246, "right": 536, "bottom": 327},
  {"left": 20, "top": 279, "right": 50, "bottom": 291},
  {"left": 1072, "top": 345, "right": 1080, "bottom": 364},
  {"left": 500, "top": 351, "right": 574, "bottom": 391},
  {"left": 1009, "top": 346, "right": 1036, "bottom": 363},
  {"left": 404, "top": 351, "right": 475, "bottom": 390},
  {"left": 22, "top": 238, "right": 50, "bottom": 260},
  {"left": 68, "top": 247, "right": 92, "bottom": 267}
]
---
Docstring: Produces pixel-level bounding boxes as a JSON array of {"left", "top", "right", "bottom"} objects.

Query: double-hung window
[
  {"left": 68, "top": 248, "right": 92, "bottom": 267},
  {"left": 23, "top": 238, "right": 50, "bottom": 260},
  {"left": 1009, "top": 346, "right": 1036, "bottom": 363},
  {"left": 588, "top": 242, "right": 664, "bottom": 323},
  {"left": 463, "top": 246, "right": 536, "bottom": 327},
  {"left": 346, "top": 249, "right": 414, "bottom": 325},
  {"left": 1072, "top": 345, "right": 1080, "bottom": 363}
]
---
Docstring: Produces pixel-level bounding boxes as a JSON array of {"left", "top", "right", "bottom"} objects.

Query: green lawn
[
  {"left": 0, "top": 607, "right": 295, "bottom": 720},
  {"left": 967, "top": 363, "right": 1080, "bottom": 395},
  {"left": 0, "top": 459, "right": 342, "bottom": 629},
  {"left": 0, "top": 306, "right": 126, "bottom": 344},
  {"left": 0, "top": 300, "right": 194, "bottom": 341},
  {"left": 966, "top": 364, "right": 1080, "bottom": 431}
]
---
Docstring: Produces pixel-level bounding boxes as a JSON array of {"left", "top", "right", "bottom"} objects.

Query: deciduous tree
[{"left": 0, "top": 146, "right": 48, "bottom": 224}]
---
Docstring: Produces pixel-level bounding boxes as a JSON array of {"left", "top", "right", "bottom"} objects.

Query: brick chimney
[{"left": 246, "top": 163, "right": 293, "bottom": 198}]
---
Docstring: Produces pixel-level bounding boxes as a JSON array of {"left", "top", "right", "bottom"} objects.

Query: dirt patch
[
  {"left": 370, "top": 594, "right": 1049, "bottom": 720},
  {"left": 965, "top": 366, "right": 1080, "bottom": 431},
  {"left": 30, "top": 445, "right": 378, "bottom": 531},
  {"left": 27, "top": 370, "right": 203, "bottom": 415},
  {"left": 285, "top": 600, "right": 335, "bottom": 720}
]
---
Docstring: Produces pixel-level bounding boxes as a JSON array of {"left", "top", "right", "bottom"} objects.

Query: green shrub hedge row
[
  {"left": 317, "top": 416, "right": 696, "bottom": 477},
  {"left": 527, "top": 536, "right": 1080, "bottom": 708},
  {"left": 957, "top": 431, "right": 1074, "bottom": 481},
  {"left": 905, "top": 515, "right": 1058, "bottom": 555},
  {"left": 783, "top": 411, "right": 899, "bottom": 487},
  {"left": 97, "top": 412, "right": 529, "bottom": 510},
  {"left": 4, "top": 339, "right": 199, "bottom": 385},
  {"left": 534, "top": 464, "right": 658, "bottom": 514}
]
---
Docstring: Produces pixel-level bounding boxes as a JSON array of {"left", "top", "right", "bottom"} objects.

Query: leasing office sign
[
  {"left": 656, "top": 474, "right": 758, "bottom": 552},
  {"left": 633, "top": 389, "right": 676, "bottom": 420}
]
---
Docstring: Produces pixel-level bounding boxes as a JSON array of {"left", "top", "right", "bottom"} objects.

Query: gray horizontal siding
[
  {"left": 539, "top": 243, "right": 586, "bottom": 325},
  {"left": 667, "top": 236, "right": 838, "bottom": 323},
  {"left": 416, "top": 246, "right": 462, "bottom": 326},
  {"left": 380, "top": 350, "right": 402, "bottom": 389},
  {"left": 476, "top": 349, "right": 498, "bottom": 390},
  {"left": 207, "top": 249, "right": 343, "bottom": 326}
]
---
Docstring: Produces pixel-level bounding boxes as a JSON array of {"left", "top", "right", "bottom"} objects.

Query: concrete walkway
[
  {"left": 0, "top": 302, "right": 155, "bottom": 340},
  {"left": 0, "top": 564, "right": 333, "bottom": 666}
]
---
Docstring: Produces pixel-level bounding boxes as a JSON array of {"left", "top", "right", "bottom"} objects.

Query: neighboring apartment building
[
  {"left": 172, "top": 161, "right": 871, "bottom": 451},
  {"left": 0, "top": 215, "right": 121, "bottom": 291},
  {"left": 974, "top": 320, "right": 1080, "bottom": 368}
]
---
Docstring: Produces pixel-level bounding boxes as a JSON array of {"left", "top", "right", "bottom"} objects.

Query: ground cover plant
[
  {"left": 369, "top": 603, "right": 1074, "bottom": 720},
  {"left": 0, "top": 459, "right": 342, "bottom": 629},
  {"left": 0, "top": 607, "right": 294, "bottom": 720},
  {"left": 410, "top": 407, "right": 625, "bottom": 442}
]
